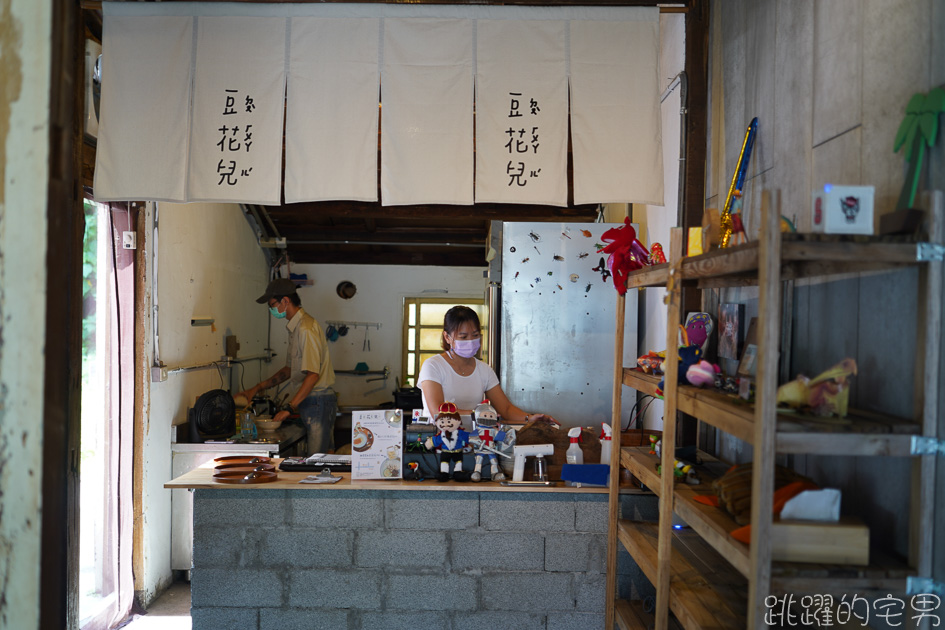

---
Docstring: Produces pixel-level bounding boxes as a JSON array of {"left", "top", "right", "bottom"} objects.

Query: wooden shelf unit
[{"left": 604, "top": 191, "right": 943, "bottom": 630}]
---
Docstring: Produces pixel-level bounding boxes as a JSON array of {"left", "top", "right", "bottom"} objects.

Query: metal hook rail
[{"left": 325, "top": 320, "right": 381, "bottom": 330}]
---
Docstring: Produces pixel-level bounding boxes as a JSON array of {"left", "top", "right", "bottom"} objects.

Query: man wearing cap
[{"left": 238, "top": 278, "right": 337, "bottom": 454}]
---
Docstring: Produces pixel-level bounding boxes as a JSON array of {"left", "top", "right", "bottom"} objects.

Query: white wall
[
  {"left": 0, "top": 1, "right": 50, "bottom": 628},
  {"left": 634, "top": 12, "right": 685, "bottom": 432},
  {"left": 263, "top": 263, "right": 485, "bottom": 407},
  {"left": 138, "top": 202, "right": 270, "bottom": 604}
]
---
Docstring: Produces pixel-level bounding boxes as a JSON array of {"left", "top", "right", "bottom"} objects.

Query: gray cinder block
[
  {"left": 259, "top": 607, "right": 348, "bottom": 630},
  {"left": 190, "top": 606, "right": 259, "bottom": 629},
  {"left": 451, "top": 531, "right": 544, "bottom": 571},
  {"left": 481, "top": 573, "right": 573, "bottom": 612},
  {"left": 191, "top": 568, "right": 283, "bottom": 608},
  {"left": 386, "top": 573, "right": 477, "bottom": 611},
  {"left": 453, "top": 611, "right": 548, "bottom": 630},
  {"left": 547, "top": 612, "right": 605, "bottom": 630},
  {"left": 480, "top": 494, "right": 575, "bottom": 532},
  {"left": 544, "top": 533, "right": 595, "bottom": 573},
  {"left": 574, "top": 494, "right": 609, "bottom": 533},
  {"left": 360, "top": 611, "right": 452, "bottom": 630},
  {"left": 288, "top": 568, "right": 382, "bottom": 609},
  {"left": 386, "top": 491, "right": 480, "bottom": 530},
  {"left": 192, "top": 526, "right": 261, "bottom": 568},
  {"left": 194, "top": 489, "right": 288, "bottom": 527},
  {"left": 290, "top": 491, "right": 383, "bottom": 528},
  {"left": 261, "top": 528, "right": 353, "bottom": 567},
  {"left": 574, "top": 573, "right": 606, "bottom": 612},
  {"left": 356, "top": 529, "right": 447, "bottom": 568}
]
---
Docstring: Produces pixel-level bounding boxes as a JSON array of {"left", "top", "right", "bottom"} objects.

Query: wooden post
[
  {"left": 655, "top": 227, "right": 684, "bottom": 630},
  {"left": 747, "top": 190, "right": 780, "bottom": 629},
  {"left": 911, "top": 190, "right": 943, "bottom": 575},
  {"left": 605, "top": 292, "right": 626, "bottom": 628}
]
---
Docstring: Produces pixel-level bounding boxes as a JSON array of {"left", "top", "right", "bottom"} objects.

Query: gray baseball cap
[{"left": 256, "top": 278, "right": 299, "bottom": 304}]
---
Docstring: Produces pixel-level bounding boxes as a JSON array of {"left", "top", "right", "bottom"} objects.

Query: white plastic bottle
[
  {"left": 600, "top": 423, "right": 613, "bottom": 466},
  {"left": 566, "top": 427, "right": 584, "bottom": 465}
]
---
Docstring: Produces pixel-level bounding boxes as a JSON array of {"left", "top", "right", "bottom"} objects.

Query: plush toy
[
  {"left": 686, "top": 360, "right": 719, "bottom": 388},
  {"left": 776, "top": 358, "right": 858, "bottom": 417},
  {"left": 599, "top": 217, "right": 651, "bottom": 295},
  {"left": 469, "top": 401, "right": 514, "bottom": 482},
  {"left": 637, "top": 351, "right": 663, "bottom": 374},
  {"left": 656, "top": 344, "right": 705, "bottom": 397},
  {"left": 681, "top": 312, "right": 714, "bottom": 353},
  {"left": 424, "top": 402, "right": 471, "bottom": 481}
]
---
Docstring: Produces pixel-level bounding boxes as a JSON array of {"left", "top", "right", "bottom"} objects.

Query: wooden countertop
[{"left": 165, "top": 459, "right": 644, "bottom": 494}]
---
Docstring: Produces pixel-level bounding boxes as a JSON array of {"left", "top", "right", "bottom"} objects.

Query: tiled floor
[{"left": 121, "top": 581, "right": 191, "bottom": 630}]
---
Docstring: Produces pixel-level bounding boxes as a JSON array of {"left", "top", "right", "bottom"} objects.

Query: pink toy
[
  {"left": 686, "top": 360, "right": 718, "bottom": 388},
  {"left": 599, "top": 217, "right": 651, "bottom": 295}
]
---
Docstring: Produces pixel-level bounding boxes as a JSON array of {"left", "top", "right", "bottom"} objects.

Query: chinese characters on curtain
[
  {"left": 216, "top": 89, "right": 257, "bottom": 186},
  {"left": 506, "top": 92, "right": 542, "bottom": 187}
]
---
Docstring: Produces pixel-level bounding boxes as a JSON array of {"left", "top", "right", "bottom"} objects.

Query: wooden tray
[{"left": 212, "top": 470, "right": 279, "bottom": 484}]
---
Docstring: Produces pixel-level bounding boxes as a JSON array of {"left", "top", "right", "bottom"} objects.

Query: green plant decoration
[{"left": 893, "top": 87, "right": 945, "bottom": 210}]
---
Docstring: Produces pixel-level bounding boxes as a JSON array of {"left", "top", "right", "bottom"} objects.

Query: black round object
[{"left": 192, "top": 389, "right": 235, "bottom": 440}]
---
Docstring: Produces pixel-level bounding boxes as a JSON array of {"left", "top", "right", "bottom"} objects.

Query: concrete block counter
[{"left": 166, "top": 466, "right": 656, "bottom": 630}]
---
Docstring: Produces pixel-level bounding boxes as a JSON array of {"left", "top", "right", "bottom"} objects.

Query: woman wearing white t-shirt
[{"left": 418, "top": 306, "right": 556, "bottom": 426}]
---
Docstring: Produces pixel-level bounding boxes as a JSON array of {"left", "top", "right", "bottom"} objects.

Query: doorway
[{"left": 78, "top": 199, "right": 136, "bottom": 630}]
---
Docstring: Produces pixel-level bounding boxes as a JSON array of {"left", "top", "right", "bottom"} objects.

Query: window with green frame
[{"left": 402, "top": 297, "right": 488, "bottom": 388}]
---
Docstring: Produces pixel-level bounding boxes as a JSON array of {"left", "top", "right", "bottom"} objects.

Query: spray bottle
[
  {"left": 600, "top": 423, "right": 613, "bottom": 466},
  {"left": 566, "top": 427, "right": 584, "bottom": 465}
]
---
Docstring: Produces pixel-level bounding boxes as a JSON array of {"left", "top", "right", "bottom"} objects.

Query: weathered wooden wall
[{"left": 704, "top": 0, "right": 944, "bottom": 565}]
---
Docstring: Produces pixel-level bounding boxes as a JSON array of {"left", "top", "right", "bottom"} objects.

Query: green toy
[{"left": 894, "top": 87, "right": 944, "bottom": 210}]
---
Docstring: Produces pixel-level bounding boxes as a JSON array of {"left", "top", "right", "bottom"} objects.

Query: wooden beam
[
  {"left": 268, "top": 200, "right": 599, "bottom": 221},
  {"left": 288, "top": 244, "right": 488, "bottom": 266},
  {"left": 42, "top": 0, "right": 83, "bottom": 627}
]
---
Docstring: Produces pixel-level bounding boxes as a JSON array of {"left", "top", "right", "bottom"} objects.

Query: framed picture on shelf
[
  {"left": 718, "top": 303, "right": 744, "bottom": 360},
  {"left": 737, "top": 317, "right": 759, "bottom": 377}
]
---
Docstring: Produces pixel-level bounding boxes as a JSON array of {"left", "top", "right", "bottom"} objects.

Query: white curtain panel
[
  {"left": 381, "top": 18, "right": 474, "bottom": 206},
  {"left": 570, "top": 16, "right": 664, "bottom": 206},
  {"left": 475, "top": 20, "right": 568, "bottom": 206},
  {"left": 188, "top": 16, "right": 286, "bottom": 204},
  {"left": 285, "top": 17, "right": 380, "bottom": 203},
  {"left": 94, "top": 14, "right": 193, "bottom": 202}
]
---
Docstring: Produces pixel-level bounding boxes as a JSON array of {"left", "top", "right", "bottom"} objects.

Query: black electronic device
[
  {"left": 278, "top": 456, "right": 351, "bottom": 472},
  {"left": 188, "top": 389, "right": 236, "bottom": 443}
]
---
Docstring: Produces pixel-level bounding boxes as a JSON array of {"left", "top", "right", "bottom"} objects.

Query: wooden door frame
[{"left": 41, "top": 0, "right": 83, "bottom": 627}]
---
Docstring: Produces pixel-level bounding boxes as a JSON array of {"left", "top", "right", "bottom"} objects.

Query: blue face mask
[{"left": 269, "top": 303, "right": 287, "bottom": 319}]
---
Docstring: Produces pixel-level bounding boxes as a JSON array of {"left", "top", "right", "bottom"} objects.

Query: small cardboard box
[{"left": 811, "top": 185, "right": 875, "bottom": 234}]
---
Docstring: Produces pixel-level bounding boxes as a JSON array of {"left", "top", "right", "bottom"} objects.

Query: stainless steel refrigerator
[{"left": 488, "top": 221, "right": 639, "bottom": 429}]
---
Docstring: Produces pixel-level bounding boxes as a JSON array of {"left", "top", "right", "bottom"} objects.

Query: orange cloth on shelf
[
  {"left": 694, "top": 495, "right": 720, "bottom": 507},
  {"left": 729, "top": 480, "right": 820, "bottom": 544}
]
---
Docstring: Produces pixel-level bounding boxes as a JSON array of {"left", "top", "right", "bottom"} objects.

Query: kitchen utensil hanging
[{"left": 363, "top": 326, "right": 371, "bottom": 351}]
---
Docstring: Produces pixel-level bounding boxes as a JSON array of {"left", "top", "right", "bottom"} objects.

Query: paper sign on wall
[{"left": 351, "top": 409, "right": 403, "bottom": 480}]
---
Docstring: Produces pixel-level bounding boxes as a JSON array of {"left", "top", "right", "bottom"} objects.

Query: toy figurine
[
  {"left": 681, "top": 312, "right": 714, "bottom": 353},
  {"left": 599, "top": 217, "right": 652, "bottom": 296},
  {"left": 649, "top": 242, "right": 667, "bottom": 264},
  {"left": 776, "top": 358, "right": 858, "bottom": 417},
  {"left": 424, "top": 402, "right": 471, "bottom": 482},
  {"left": 469, "top": 401, "right": 515, "bottom": 482},
  {"left": 648, "top": 435, "right": 660, "bottom": 456}
]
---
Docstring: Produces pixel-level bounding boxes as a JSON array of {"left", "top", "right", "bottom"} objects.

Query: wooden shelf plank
[
  {"left": 620, "top": 234, "right": 932, "bottom": 290},
  {"left": 618, "top": 520, "right": 747, "bottom": 630},
  {"left": 620, "top": 370, "right": 921, "bottom": 455},
  {"left": 620, "top": 447, "right": 917, "bottom": 589},
  {"left": 616, "top": 599, "right": 686, "bottom": 630},
  {"left": 622, "top": 447, "right": 751, "bottom": 577}
]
